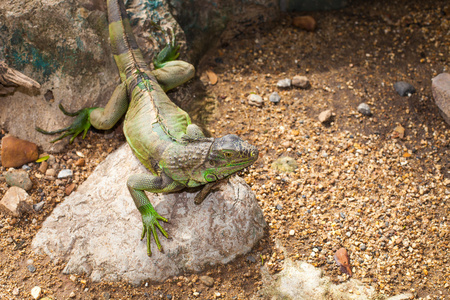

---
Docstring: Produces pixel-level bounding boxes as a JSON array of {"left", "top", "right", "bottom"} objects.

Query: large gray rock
[
  {"left": 0, "top": 0, "right": 184, "bottom": 152},
  {"left": 432, "top": 73, "right": 450, "bottom": 126},
  {"left": 32, "top": 143, "right": 266, "bottom": 284}
]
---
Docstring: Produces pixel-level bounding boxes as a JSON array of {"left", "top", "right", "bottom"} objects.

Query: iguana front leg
[
  {"left": 36, "top": 82, "right": 128, "bottom": 143},
  {"left": 127, "top": 172, "right": 184, "bottom": 256}
]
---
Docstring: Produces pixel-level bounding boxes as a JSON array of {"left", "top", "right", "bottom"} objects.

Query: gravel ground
[{"left": 1, "top": 0, "right": 449, "bottom": 299}]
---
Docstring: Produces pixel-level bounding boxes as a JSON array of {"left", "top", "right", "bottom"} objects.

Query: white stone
[
  {"left": 248, "top": 94, "right": 264, "bottom": 107},
  {"left": 31, "top": 286, "right": 41, "bottom": 300},
  {"left": 277, "top": 78, "right": 292, "bottom": 88},
  {"left": 257, "top": 257, "right": 377, "bottom": 300},
  {"left": 57, "top": 169, "right": 73, "bottom": 179},
  {"left": 357, "top": 103, "right": 371, "bottom": 116},
  {"left": 32, "top": 143, "right": 266, "bottom": 285}
]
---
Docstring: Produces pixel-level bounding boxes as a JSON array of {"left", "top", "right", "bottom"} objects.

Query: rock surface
[
  {"left": 1, "top": 135, "right": 39, "bottom": 168},
  {"left": 32, "top": 143, "right": 266, "bottom": 284},
  {"left": 431, "top": 72, "right": 450, "bottom": 125},
  {"left": 0, "top": 186, "right": 33, "bottom": 217},
  {"left": 256, "top": 257, "right": 377, "bottom": 300}
]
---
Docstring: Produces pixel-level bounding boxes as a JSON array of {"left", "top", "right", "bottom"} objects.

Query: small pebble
[
  {"left": 27, "top": 264, "right": 36, "bottom": 273},
  {"left": 276, "top": 204, "right": 283, "bottom": 210},
  {"left": 46, "top": 169, "right": 57, "bottom": 177},
  {"left": 289, "top": 230, "right": 295, "bottom": 236},
  {"left": 394, "top": 81, "right": 416, "bottom": 96},
  {"left": 38, "top": 161, "right": 48, "bottom": 173},
  {"left": 58, "top": 169, "right": 73, "bottom": 179},
  {"left": 292, "top": 75, "right": 310, "bottom": 88},
  {"left": 65, "top": 183, "right": 76, "bottom": 196},
  {"left": 359, "top": 243, "right": 367, "bottom": 251},
  {"left": 269, "top": 91, "right": 281, "bottom": 103},
  {"left": 5, "top": 169, "right": 33, "bottom": 191},
  {"left": 47, "top": 155, "right": 56, "bottom": 165},
  {"left": 75, "top": 158, "right": 86, "bottom": 167},
  {"left": 199, "top": 275, "right": 214, "bottom": 287},
  {"left": 33, "top": 200, "right": 44, "bottom": 210},
  {"left": 248, "top": 94, "right": 263, "bottom": 107},
  {"left": 31, "top": 286, "right": 41, "bottom": 299},
  {"left": 271, "top": 156, "right": 298, "bottom": 172},
  {"left": 277, "top": 78, "right": 291, "bottom": 88},
  {"left": 357, "top": 103, "right": 372, "bottom": 116},
  {"left": 292, "top": 16, "right": 316, "bottom": 31},
  {"left": 247, "top": 255, "right": 256, "bottom": 263},
  {"left": 318, "top": 109, "right": 333, "bottom": 123}
]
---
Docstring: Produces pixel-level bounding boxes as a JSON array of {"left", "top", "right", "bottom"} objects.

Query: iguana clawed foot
[
  {"left": 138, "top": 204, "right": 169, "bottom": 256},
  {"left": 153, "top": 28, "right": 180, "bottom": 69},
  {"left": 36, "top": 103, "right": 97, "bottom": 143}
]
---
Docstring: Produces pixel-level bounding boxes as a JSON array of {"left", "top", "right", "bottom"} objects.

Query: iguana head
[{"left": 201, "top": 134, "right": 258, "bottom": 182}]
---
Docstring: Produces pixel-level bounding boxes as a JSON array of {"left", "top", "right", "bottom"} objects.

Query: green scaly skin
[{"left": 36, "top": 0, "right": 258, "bottom": 256}]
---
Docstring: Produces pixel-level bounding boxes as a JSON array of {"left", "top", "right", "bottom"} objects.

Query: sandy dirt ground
[{"left": 1, "top": 0, "right": 449, "bottom": 299}]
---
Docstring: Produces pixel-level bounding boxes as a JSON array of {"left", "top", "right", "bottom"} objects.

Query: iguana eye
[{"left": 224, "top": 152, "right": 233, "bottom": 158}]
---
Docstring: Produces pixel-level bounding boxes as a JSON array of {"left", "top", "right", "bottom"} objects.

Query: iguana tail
[{"left": 107, "top": 0, "right": 149, "bottom": 80}]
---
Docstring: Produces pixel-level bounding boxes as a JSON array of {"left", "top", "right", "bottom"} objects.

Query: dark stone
[{"left": 394, "top": 81, "right": 416, "bottom": 96}]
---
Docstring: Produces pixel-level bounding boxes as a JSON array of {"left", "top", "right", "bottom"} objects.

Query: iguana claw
[
  {"left": 153, "top": 28, "right": 180, "bottom": 69},
  {"left": 36, "top": 103, "right": 97, "bottom": 143},
  {"left": 139, "top": 204, "right": 169, "bottom": 256}
]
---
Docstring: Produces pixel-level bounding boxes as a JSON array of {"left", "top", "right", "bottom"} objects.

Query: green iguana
[{"left": 36, "top": 0, "right": 258, "bottom": 256}]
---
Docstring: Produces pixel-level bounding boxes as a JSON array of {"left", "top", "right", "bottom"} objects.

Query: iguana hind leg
[
  {"left": 36, "top": 82, "right": 128, "bottom": 143},
  {"left": 127, "top": 172, "right": 184, "bottom": 256},
  {"left": 90, "top": 82, "right": 128, "bottom": 130}
]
